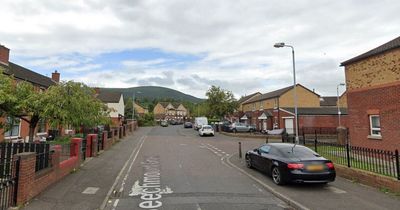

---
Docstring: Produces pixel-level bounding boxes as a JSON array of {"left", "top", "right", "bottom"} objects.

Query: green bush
[{"left": 137, "top": 113, "right": 155, "bottom": 127}]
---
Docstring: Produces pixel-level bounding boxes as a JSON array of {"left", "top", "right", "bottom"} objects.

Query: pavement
[{"left": 22, "top": 126, "right": 400, "bottom": 210}]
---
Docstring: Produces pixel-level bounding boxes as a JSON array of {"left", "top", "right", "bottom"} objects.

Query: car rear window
[
  {"left": 203, "top": 125, "right": 212, "bottom": 129},
  {"left": 279, "top": 146, "right": 319, "bottom": 158}
]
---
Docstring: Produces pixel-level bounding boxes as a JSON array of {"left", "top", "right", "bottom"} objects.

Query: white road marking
[
  {"left": 82, "top": 187, "right": 99, "bottom": 194},
  {"left": 100, "top": 136, "right": 147, "bottom": 210},
  {"left": 196, "top": 203, "right": 202, "bottom": 210},
  {"left": 111, "top": 199, "right": 119, "bottom": 210},
  {"left": 252, "top": 184, "right": 263, "bottom": 192},
  {"left": 179, "top": 164, "right": 183, "bottom": 168},
  {"left": 225, "top": 154, "right": 311, "bottom": 210},
  {"left": 327, "top": 186, "right": 347, "bottom": 194},
  {"left": 180, "top": 143, "right": 187, "bottom": 146},
  {"left": 221, "top": 151, "right": 226, "bottom": 154}
]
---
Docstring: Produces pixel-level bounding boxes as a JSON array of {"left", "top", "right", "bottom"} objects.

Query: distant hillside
[{"left": 101, "top": 86, "right": 204, "bottom": 103}]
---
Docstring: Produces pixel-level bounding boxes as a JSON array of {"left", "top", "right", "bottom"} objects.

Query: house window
[
  {"left": 37, "top": 119, "right": 47, "bottom": 133},
  {"left": 259, "top": 101, "right": 263, "bottom": 109},
  {"left": 4, "top": 117, "right": 20, "bottom": 137},
  {"left": 369, "top": 115, "right": 381, "bottom": 136},
  {"left": 252, "top": 103, "right": 256, "bottom": 111}
]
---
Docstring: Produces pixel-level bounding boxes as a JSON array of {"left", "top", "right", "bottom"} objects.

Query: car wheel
[
  {"left": 271, "top": 167, "right": 285, "bottom": 185},
  {"left": 233, "top": 129, "right": 237, "bottom": 133},
  {"left": 245, "top": 155, "right": 253, "bottom": 168}
]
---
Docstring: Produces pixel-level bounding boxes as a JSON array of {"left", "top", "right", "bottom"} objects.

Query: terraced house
[
  {"left": 341, "top": 36, "right": 400, "bottom": 151},
  {"left": 0, "top": 45, "right": 59, "bottom": 142},
  {"left": 241, "top": 84, "right": 348, "bottom": 133},
  {"left": 153, "top": 102, "right": 188, "bottom": 122}
]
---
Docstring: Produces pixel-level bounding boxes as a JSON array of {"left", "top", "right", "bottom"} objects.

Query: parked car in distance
[
  {"left": 184, "top": 122, "right": 193, "bottom": 128},
  {"left": 245, "top": 143, "right": 336, "bottom": 185},
  {"left": 194, "top": 117, "right": 208, "bottom": 130},
  {"left": 198, "top": 125, "right": 214, "bottom": 136},
  {"left": 229, "top": 123, "right": 255, "bottom": 133},
  {"left": 160, "top": 120, "right": 169, "bottom": 127}
]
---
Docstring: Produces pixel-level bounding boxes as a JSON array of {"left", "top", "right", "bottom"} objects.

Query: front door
[
  {"left": 263, "top": 120, "right": 267, "bottom": 131},
  {"left": 284, "top": 118, "right": 294, "bottom": 134}
]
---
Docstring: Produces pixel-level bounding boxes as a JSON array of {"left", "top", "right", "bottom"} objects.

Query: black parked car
[
  {"left": 184, "top": 122, "right": 193, "bottom": 128},
  {"left": 245, "top": 143, "right": 336, "bottom": 185}
]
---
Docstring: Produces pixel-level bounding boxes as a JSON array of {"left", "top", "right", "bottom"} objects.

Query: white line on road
[
  {"left": 111, "top": 199, "right": 119, "bottom": 210},
  {"left": 179, "top": 164, "right": 183, "bottom": 168},
  {"left": 196, "top": 203, "right": 202, "bottom": 210},
  {"left": 100, "top": 135, "right": 147, "bottom": 210},
  {"left": 225, "top": 154, "right": 310, "bottom": 210},
  {"left": 326, "top": 186, "right": 347, "bottom": 194}
]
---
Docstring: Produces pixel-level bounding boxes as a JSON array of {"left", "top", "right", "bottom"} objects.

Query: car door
[{"left": 258, "top": 145, "right": 272, "bottom": 173}]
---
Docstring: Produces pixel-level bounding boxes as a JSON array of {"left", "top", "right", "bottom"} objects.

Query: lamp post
[
  {"left": 132, "top": 91, "right": 142, "bottom": 120},
  {"left": 274, "top": 42, "right": 299, "bottom": 143},
  {"left": 337, "top": 83, "right": 346, "bottom": 127}
]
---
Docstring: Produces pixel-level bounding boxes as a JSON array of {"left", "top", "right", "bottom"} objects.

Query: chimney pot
[
  {"left": 0, "top": 45, "right": 10, "bottom": 66},
  {"left": 51, "top": 70, "right": 60, "bottom": 83}
]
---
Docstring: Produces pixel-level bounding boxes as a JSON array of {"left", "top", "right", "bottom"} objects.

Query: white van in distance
[{"left": 194, "top": 117, "right": 208, "bottom": 130}]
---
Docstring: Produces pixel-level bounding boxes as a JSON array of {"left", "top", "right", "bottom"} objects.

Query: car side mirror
[{"left": 254, "top": 148, "right": 260, "bottom": 154}]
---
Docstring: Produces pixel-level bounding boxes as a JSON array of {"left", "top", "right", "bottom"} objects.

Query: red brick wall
[
  {"left": 347, "top": 83, "right": 400, "bottom": 151},
  {"left": 299, "top": 115, "right": 349, "bottom": 128}
]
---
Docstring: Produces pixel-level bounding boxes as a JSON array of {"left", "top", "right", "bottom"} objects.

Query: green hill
[{"left": 101, "top": 86, "right": 204, "bottom": 103}]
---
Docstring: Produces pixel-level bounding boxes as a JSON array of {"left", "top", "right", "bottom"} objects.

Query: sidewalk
[
  {"left": 22, "top": 128, "right": 150, "bottom": 210},
  {"left": 227, "top": 153, "right": 400, "bottom": 210}
]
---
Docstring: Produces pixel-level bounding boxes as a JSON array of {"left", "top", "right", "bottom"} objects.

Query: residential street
[{"left": 24, "top": 126, "right": 400, "bottom": 210}]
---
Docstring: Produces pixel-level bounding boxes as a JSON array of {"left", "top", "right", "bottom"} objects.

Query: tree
[
  {"left": 0, "top": 69, "right": 47, "bottom": 141},
  {"left": 42, "top": 81, "right": 111, "bottom": 131},
  {"left": 205, "top": 85, "right": 238, "bottom": 119}
]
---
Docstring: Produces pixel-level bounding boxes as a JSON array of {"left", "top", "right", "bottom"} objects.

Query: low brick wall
[
  {"left": 335, "top": 164, "right": 400, "bottom": 193},
  {"left": 220, "top": 131, "right": 282, "bottom": 141},
  {"left": 15, "top": 138, "right": 82, "bottom": 205}
]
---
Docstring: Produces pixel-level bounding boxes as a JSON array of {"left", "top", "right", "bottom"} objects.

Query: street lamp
[
  {"left": 274, "top": 42, "right": 299, "bottom": 143},
  {"left": 132, "top": 91, "right": 142, "bottom": 120},
  {"left": 337, "top": 83, "right": 346, "bottom": 127}
]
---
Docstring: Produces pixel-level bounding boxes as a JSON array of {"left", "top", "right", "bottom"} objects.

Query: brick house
[
  {"left": 241, "top": 84, "right": 348, "bottom": 133},
  {"left": 230, "top": 92, "right": 261, "bottom": 122},
  {"left": 96, "top": 91, "right": 125, "bottom": 126},
  {"left": 153, "top": 102, "right": 188, "bottom": 122},
  {"left": 134, "top": 102, "right": 148, "bottom": 117},
  {"left": 0, "top": 45, "right": 59, "bottom": 142},
  {"left": 341, "top": 36, "right": 400, "bottom": 151}
]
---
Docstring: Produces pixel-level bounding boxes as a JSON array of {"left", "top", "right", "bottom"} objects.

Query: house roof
[
  {"left": 244, "top": 84, "right": 319, "bottom": 104},
  {"left": 341, "top": 36, "right": 400, "bottom": 66},
  {"left": 97, "top": 91, "right": 122, "bottom": 103},
  {"left": 1, "top": 62, "right": 55, "bottom": 88},
  {"left": 238, "top": 92, "right": 261, "bottom": 104},
  {"left": 281, "top": 107, "right": 348, "bottom": 115},
  {"left": 320, "top": 97, "right": 337, "bottom": 106},
  {"left": 159, "top": 102, "right": 171, "bottom": 108}
]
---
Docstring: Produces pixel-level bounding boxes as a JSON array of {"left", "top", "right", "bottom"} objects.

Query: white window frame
[
  {"left": 4, "top": 117, "right": 21, "bottom": 138},
  {"left": 369, "top": 115, "right": 381, "bottom": 137}
]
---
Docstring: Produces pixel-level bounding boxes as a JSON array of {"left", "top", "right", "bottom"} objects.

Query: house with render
[
  {"left": 153, "top": 102, "right": 188, "bottom": 122},
  {"left": 0, "top": 45, "right": 60, "bottom": 142},
  {"left": 134, "top": 102, "right": 148, "bottom": 117},
  {"left": 96, "top": 90, "right": 125, "bottom": 127},
  {"left": 341, "top": 36, "right": 400, "bottom": 151}
]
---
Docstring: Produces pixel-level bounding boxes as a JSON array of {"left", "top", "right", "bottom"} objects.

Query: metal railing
[{"left": 282, "top": 137, "right": 400, "bottom": 180}]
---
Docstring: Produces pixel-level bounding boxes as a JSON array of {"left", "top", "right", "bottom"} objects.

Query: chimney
[
  {"left": 0, "top": 45, "right": 10, "bottom": 66},
  {"left": 51, "top": 70, "right": 60, "bottom": 83}
]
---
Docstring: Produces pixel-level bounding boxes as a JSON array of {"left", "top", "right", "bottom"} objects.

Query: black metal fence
[
  {"left": 282, "top": 137, "right": 400, "bottom": 180},
  {"left": 0, "top": 143, "right": 52, "bottom": 172},
  {"left": 0, "top": 156, "right": 19, "bottom": 210}
]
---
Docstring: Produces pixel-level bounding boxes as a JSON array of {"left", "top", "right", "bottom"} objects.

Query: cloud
[{"left": 1, "top": 0, "right": 399, "bottom": 98}]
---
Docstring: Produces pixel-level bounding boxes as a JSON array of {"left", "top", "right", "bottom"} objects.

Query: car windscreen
[{"left": 278, "top": 146, "right": 320, "bottom": 158}]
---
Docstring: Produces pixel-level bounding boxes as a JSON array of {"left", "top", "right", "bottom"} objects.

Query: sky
[{"left": 1, "top": 0, "right": 399, "bottom": 99}]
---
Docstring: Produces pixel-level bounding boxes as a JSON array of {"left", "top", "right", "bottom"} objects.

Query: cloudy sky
[{"left": 1, "top": 0, "right": 399, "bottom": 99}]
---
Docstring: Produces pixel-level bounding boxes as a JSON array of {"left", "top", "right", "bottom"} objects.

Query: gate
[{"left": 0, "top": 149, "right": 20, "bottom": 209}]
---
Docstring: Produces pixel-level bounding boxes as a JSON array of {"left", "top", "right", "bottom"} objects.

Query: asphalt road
[
  {"left": 103, "top": 126, "right": 289, "bottom": 210},
  {"left": 23, "top": 126, "right": 400, "bottom": 210}
]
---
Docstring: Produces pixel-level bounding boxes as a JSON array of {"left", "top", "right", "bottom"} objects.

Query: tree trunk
[{"left": 28, "top": 115, "right": 39, "bottom": 142}]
